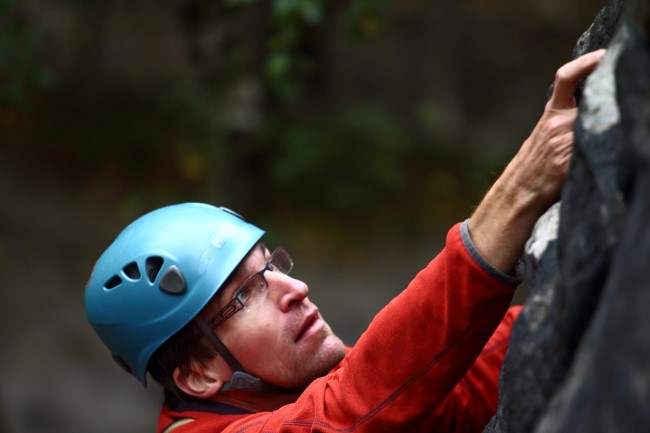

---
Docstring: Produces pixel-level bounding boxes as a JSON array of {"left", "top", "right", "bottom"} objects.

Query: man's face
[{"left": 201, "top": 244, "right": 346, "bottom": 388}]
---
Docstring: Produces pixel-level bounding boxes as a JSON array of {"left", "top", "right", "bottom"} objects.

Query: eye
[{"left": 235, "top": 287, "right": 252, "bottom": 306}]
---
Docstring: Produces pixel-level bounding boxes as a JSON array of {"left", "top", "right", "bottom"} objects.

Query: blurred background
[{"left": 1, "top": 0, "right": 603, "bottom": 432}]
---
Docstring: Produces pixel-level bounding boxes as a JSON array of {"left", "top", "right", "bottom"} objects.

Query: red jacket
[{"left": 158, "top": 223, "right": 521, "bottom": 433}]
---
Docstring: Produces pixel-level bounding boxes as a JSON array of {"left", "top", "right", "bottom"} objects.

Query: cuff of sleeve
[{"left": 460, "top": 219, "right": 524, "bottom": 287}]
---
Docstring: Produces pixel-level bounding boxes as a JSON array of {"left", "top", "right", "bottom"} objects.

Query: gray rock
[{"left": 484, "top": 0, "right": 650, "bottom": 432}]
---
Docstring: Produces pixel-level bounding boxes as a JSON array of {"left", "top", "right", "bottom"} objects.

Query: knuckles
[
  {"left": 554, "top": 64, "right": 574, "bottom": 85},
  {"left": 540, "top": 118, "right": 568, "bottom": 137},
  {"left": 539, "top": 110, "right": 577, "bottom": 137}
]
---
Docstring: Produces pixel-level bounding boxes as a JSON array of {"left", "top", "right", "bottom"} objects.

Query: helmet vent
[
  {"left": 105, "top": 275, "right": 123, "bottom": 290},
  {"left": 159, "top": 265, "right": 187, "bottom": 295},
  {"left": 145, "top": 256, "right": 164, "bottom": 283},
  {"left": 123, "top": 262, "right": 141, "bottom": 280}
]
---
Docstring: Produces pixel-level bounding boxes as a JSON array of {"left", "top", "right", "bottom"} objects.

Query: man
[{"left": 85, "top": 50, "right": 605, "bottom": 433}]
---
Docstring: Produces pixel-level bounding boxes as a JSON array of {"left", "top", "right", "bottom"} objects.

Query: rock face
[{"left": 484, "top": 0, "right": 650, "bottom": 432}]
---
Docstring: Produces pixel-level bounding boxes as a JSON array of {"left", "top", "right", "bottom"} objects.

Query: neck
[{"left": 212, "top": 390, "right": 302, "bottom": 413}]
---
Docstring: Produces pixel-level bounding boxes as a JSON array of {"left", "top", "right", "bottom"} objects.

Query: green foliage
[
  {"left": 273, "top": 0, "right": 324, "bottom": 24},
  {"left": 2, "top": 0, "right": 489, "bottom": 240},
  {"left": 264, "top": 0, "right": 324, "bottom": 98},
  {"left": 221, "top": 0, "right": 387, "bottom": 99},
  {"left": 340, "top": 0, "right": 389, "bottom": 39},
  {"left": 224, "top": 0, "right": 257, "bottom": 6},
  {"left": 0, "top": 0, "right": 52, "bottom": 110},
  {"left": 266, "top": 106, "right": 409, "bottom": 214}
]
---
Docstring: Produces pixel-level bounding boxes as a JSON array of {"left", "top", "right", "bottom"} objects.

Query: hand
[
  {"left": 467, "top": 49, "right": 606, "bottom": 274},
  {"left": 504, "top": 48, "right": 607, "bottom": 211}
]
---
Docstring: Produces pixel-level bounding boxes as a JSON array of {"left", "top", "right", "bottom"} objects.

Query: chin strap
[{"left": 193, "top": 317, "right": 303, "bottom": 394}]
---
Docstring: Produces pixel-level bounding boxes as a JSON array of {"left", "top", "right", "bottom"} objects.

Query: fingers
[{"left": 548, "top": 49, "right": 607, "bottom": 110}]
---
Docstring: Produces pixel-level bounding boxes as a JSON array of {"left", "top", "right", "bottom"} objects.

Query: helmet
[{"left": 84, "top": 203, "right": 264, "bottom": 385}]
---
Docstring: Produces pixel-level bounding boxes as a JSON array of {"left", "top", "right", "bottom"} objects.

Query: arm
[
  {"left": 245, "top": 224, "right": 518, "bottom": 432},
  {"left": 468, "top": 49, "right": 606, "bottom": 273},
  {"left": 430, "top": 306, "right": 523, "bottom": 433},
  {"left": 163, "top": 224, "right": 519, "bottom": 433},
  {"left": 158, "top": 51, "right": 605, "bottom": 433}
]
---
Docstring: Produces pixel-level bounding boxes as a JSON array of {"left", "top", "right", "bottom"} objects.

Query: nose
[{"left": 266, "top": 272, "right": 309, "bottom": 312}]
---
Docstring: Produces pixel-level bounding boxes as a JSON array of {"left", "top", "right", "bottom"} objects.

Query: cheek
[{"left": 223, "top": 312, "right": 290, "bottom": 366}]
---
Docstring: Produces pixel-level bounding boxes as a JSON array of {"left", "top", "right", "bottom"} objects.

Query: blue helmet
[{"left": 84, "top": 203, "right": 264, "bottom": 385}]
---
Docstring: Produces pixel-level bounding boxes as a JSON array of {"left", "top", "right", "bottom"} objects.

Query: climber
[{"left": 84, "top": 49, "right": 605, "bottom": 433}]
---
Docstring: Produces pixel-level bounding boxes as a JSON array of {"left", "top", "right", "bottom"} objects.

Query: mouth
[{"left": 295, "top": 309, "right": 320, "bottom": 343}]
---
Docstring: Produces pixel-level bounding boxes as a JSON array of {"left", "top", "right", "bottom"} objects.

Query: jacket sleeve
[
  {"left": 429, "top": 306, "right": 522, "bottom": 433},
  {"left": 165, "top": 222, "right": 519, "bottom": 433}
]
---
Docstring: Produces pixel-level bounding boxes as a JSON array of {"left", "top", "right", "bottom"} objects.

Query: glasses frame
[{"left": 205, "top": 247, "right": 292, "bottom": 329}]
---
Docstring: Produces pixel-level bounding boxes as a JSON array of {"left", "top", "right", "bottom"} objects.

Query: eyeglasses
[{"left": 206, "top": 248, "right": 293, "bottom": 329}]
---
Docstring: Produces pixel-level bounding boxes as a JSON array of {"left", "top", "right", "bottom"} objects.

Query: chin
[
  {"left": 307, "top": 335, "right": 346, "bottom": 379},
  {"left": 284, "top": 336, "right": 346, "bottom": 388}
]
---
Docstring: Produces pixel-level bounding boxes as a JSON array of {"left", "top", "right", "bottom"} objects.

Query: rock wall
[{"left": 484, "top": 0, "right": 650, "bottom": 432}]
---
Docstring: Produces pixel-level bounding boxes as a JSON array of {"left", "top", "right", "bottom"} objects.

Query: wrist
[
  {"left": 460, "top": 220, "right": 524, "bottom": 286},
  {"left": 468, "top": 166, "right": 555, "bottom": 273}
]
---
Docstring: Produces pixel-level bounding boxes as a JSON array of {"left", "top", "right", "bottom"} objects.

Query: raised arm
[{"left": 467, "top": 49, "right": 606, "bottom": 274}]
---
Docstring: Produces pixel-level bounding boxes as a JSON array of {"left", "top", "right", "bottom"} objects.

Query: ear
[{"left": 173, "top": 357, "right": 230, "bottom": 399}]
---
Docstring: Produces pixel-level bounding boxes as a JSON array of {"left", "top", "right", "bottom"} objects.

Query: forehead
[{"left": 237, "top": 243, "right": 268, "bottom": 273}]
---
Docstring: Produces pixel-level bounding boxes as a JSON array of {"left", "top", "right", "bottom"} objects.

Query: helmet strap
[{"left": 193, "top": 317, "right": 303, "bottom": 395}]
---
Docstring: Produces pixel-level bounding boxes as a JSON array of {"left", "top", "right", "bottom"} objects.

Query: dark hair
[
  {"left": 147, "top": 242, "right": 262, "bottom": 397},
  {"left": 148, "top": 322, "right": 218, "bottom": 398}
]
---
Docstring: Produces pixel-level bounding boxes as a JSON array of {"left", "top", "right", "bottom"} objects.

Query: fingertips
[
  {"left": 548, "top": 49, "right": 607, "bottom": 110},
  {"left": 593, "top": 48, "right": 607, "bottom": 61},
  {"left": 570, "top": 48, "right": 607, "bottom": 76}
]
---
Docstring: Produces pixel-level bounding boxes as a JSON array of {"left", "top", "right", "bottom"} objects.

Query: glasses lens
[
  {"left": 235, "top": 273, "right": 267, "bottom": 311},
  {"left": 210, "top": 248, "right": 293, "bottom": 328},
  {"left": 270, "top": 248, "right": 293, "bottom": 274}
]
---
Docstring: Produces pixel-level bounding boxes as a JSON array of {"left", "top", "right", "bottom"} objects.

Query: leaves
[{"left": 0, "top": 0, "right": 52, "bottom": 110}]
